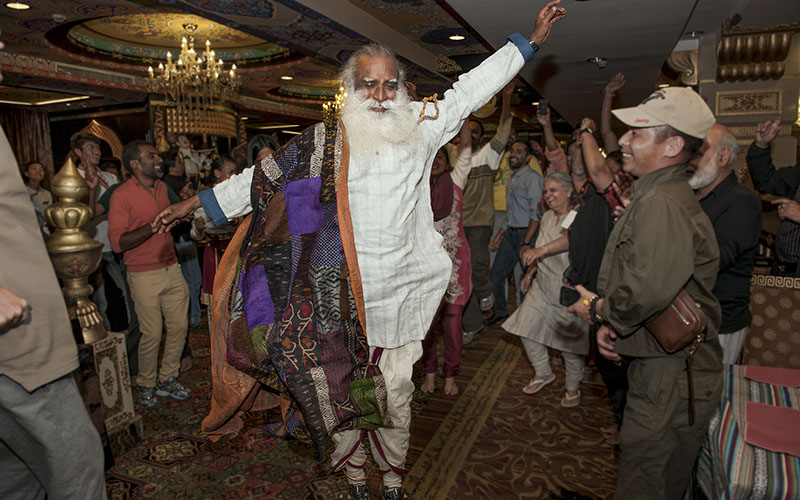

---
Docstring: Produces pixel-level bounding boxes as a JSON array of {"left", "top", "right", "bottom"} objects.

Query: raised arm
[
  {"left": 431, "top": 0, "right": 566, "bottom": 147},
  {"left": 536, "top": 104, "right": 560, "bottom": 152},
  {"left": 490, "top": 83, "right": 515, "bottom": 154},
  {"left": 451, "top": 120, "right": 473, "bottom": 190},
  {"left": 747, "top": 111, "right": 800, "bottom": 197},
  {"left": 579, "top": 117, "right": 614, "bottom": 190},
  {"left": 601, "top": 73, "right": 625, "bottom": 153}
]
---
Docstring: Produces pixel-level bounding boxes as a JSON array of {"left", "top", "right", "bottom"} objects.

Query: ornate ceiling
[{"left": 1, "top": 0, "right": 798, "bottom": 128}]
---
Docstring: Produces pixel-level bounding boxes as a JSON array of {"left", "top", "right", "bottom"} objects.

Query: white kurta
[{"left": 208, "top": 41, "right": 528, "bottom": 349}]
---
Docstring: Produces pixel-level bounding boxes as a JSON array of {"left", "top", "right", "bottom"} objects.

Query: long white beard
[{"left": 340, "top": 87, "right": 419, "bottom": 164}]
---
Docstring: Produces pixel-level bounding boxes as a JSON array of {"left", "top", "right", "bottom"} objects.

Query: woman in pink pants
[{"left": 422, "top": 121, "right": 472, "bottom": 395}]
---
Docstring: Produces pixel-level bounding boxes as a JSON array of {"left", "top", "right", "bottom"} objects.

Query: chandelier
[
  {"left": 322, "top": 87, "right": 347, "bottom": 120},
  {"left": 147, "top": 23, "right": 241, "bottom": 117}
]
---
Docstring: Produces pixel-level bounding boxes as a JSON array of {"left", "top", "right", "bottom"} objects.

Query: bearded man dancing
[{"left": 153, "top": 3, "right": 565, "bottom": 498}]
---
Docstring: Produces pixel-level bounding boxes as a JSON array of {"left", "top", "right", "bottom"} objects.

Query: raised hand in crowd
[
  {"left": 772, "top": 198, "right": 800, "bottom": 224},
  {"left": 754, "top": 110, "right": 782, "bottom": 148},
  {"left": 529, "top": 0, "right": 567, "bottom": 45},
  {"left": 0, "top": 286, "right": 30, "bottom": 332},
  {"left": 604, "top": 73, "right": 626, "bottom": 95},
  {"left": 601, "top": 72, "right": 626, "bottom": 154}
]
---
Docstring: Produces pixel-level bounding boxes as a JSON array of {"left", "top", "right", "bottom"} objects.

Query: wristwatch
[
  {"left": 528, "top": 39, "right": 540, "bottom": 52},
  {"left": 580, "top": 127, "right": 594, "bottom": 136}
]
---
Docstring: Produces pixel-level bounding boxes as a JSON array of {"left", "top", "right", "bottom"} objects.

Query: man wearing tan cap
[{"left": 568, "top": 86, "right": 724, "bottom": 499}]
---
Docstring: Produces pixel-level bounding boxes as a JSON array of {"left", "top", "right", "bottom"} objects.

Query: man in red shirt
[{"left": 108, "top": 141, "right": 191, "bottom": 409}]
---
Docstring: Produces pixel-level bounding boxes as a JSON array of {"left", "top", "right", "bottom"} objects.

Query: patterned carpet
[
  {"left": 106, "top": 320, "right": 619, "bottom": 499},
  {"left": 405, "top": 327, "right": 618, "bottom": 500},
  {"left": 105, "top": 325, "right": 321, "bottom": 500}
]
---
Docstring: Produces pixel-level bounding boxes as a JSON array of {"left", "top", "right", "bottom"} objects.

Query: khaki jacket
[
  {"left": 0, "top": 128, "right": 78, "bottom": 391},
  {"left": 597, "top": 165, "right": 723, "bottom": 370}
]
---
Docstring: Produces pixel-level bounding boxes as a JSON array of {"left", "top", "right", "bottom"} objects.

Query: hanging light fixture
[
  {"left": 147, "top": 23, "right": 241, "bottom": 118},
  {"left": 322, "top": 87, "right": 346, "bottom": 120}
]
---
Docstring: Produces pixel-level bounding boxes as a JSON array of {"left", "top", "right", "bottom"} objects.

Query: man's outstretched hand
[
  {"left": 151, "top": 195, "right": 201, "bottom": 234},
  {"left": 530, "top": 0, "right": 567, "bottom": 46}
]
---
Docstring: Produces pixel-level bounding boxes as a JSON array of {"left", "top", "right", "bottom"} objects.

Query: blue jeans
[
  {"left": 175, "top": 239, "right": 202, "bottom": 325},
  {"left": 490, "top": 227, "right": 529, "bottom": 318}
]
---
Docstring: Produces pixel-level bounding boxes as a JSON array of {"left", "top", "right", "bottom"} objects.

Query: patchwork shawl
[{"left": 221, "top": 119, "right": 387, "bottom": 457}]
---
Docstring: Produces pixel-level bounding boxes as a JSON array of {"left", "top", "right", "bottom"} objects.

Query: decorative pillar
[
  {"left": 696, "top": 20, "right": 800, "bottom": 235},
  {"left": 45, "top": 158, "right": 142, "bottom": 457}
]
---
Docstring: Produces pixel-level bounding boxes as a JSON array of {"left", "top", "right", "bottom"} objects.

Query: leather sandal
[
  {"left": 522, "top": 373, "right": 556, "bottom": 394},
  {"left": 560, "top": 390, "right": 581, "bottom": 408}
]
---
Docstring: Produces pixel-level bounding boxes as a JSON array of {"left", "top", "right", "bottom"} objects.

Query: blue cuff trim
[
  {"left": 198, "top": 188, "right": 227, "bottom": 227},
  {"left": 505, "top": 33, "right": 536, "bottom": 63}
]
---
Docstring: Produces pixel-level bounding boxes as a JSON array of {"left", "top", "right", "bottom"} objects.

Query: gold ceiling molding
[
  {"left": 715, "top": 89, "right": 782, "bottom": 116},
  {"left": 666, "top": 50, "right": 698, "bottom": 86},
  {"left": 716, "top": 16, "right": 798, "bottom": 83}
]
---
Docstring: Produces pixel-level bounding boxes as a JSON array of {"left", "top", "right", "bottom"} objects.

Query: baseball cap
[{"left": 612, "top": 86, "right": 715, "bottom": 139}]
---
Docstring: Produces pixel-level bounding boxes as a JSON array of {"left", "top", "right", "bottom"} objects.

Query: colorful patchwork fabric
[{"left": 220, "top": 119, "right": 386, "bottom": 457}]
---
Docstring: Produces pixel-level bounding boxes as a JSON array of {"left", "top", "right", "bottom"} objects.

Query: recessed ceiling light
[
  {"left": 657, "top": 83, "right": 670, "bottom": 88},
  {"left": 280, "top": 75, "right": 293, "bottom": 81},
  {"left": 449, "top": 35, "right": 465, "bottom": 41},
  {"left": 5, "top": 2, "right": 30, "bottom": 9},
  {"left": 240, "top": 116, "right": 248, "bottom": 120},
  {"left": 587, "top": 56, "right": 608, "bottom": 69}
]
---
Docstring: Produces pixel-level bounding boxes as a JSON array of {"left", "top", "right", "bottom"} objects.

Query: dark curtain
[{"left": 0, "top": 107, "right": 55, "bottom": 180}]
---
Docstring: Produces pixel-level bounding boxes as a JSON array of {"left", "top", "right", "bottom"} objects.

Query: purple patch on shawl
[
  {"left": 239, "top": 267, "right": 275, "bottom": 330},
  {"left": 311, "top": 202, "right": 345, "bottom": 266},
  {"left": 275, "top": 144, "right": 299, "bottom": 177},
  {"left": 285, "top": 177, "right": 323, "bottom": 236}
]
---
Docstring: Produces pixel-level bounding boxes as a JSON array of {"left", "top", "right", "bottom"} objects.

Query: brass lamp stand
[{"left": 45, "top": 157, "right": 142, "bottom": 457}]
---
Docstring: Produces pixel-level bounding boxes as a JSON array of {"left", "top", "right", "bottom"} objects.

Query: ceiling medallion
[{"left": 147, "top": 23, "right": 241, "bottom": 118}]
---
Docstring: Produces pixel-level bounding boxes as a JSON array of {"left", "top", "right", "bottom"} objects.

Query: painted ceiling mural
[{"left": 0, "top": 0, "right": 496, "bottom": 121}]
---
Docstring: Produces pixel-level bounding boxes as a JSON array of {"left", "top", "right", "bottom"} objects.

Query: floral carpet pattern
[
  {"left": 105, "top": 327, "right": 321, "bottom": 500},
  {"left": 107, "top": 318, "right": 619, "bottom": 499}
]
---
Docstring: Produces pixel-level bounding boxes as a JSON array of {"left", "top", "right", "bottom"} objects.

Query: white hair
[
  {"left": 339, "top": 44, "right": 405, "bottom": 93},
  {"left": 718, "top": 130, "right": 739, "bottom": 168}
]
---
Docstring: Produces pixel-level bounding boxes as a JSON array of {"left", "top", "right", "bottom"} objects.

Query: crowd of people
[{"left": 2, "top": 1, "right": 799, "bottom": 499}]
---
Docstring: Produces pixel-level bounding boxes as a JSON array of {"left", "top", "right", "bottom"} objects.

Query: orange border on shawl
[
  {"left": 334, "top": 119, "right": 367, "bottom": 332},
  {"left": 201, "top": 213, "right": 280, "bottom": 441}
]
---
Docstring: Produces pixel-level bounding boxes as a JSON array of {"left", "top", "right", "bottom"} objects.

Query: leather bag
[
  {"left": 645, "top": 289, "right": 706, "bottom": 353},
  {"left": 645, "top": 289, "right": 707, "bottom": 425}
]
